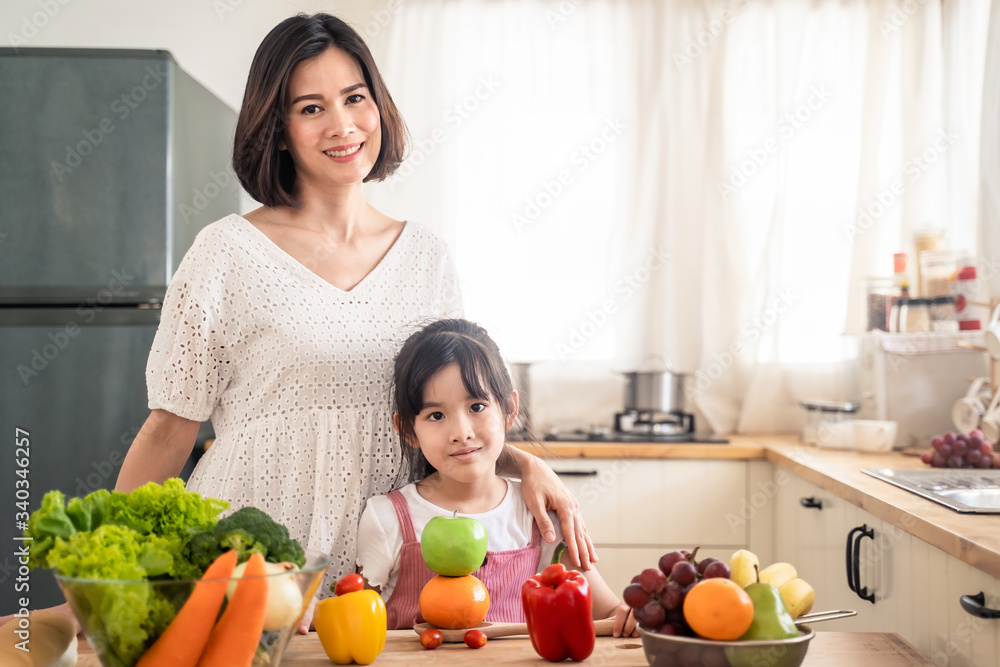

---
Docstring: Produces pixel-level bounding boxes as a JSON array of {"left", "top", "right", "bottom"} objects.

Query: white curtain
[
  {"left": 979, "top": 0, "right": 1000, "bottom": 299},
  {"left": 365, "top": 0, "right": 991, "bottom": 434}
]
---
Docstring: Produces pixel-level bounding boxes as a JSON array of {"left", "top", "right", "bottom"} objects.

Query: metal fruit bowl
[
  {"left": 56, "top": 548, "right": 330, "bottom": 667},
  {"left": 639, "top": 625, "right": 815, "bottom": 667}
]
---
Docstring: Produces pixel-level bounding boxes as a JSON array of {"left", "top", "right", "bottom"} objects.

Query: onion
[{"left": 226, "top": 560, "right": 304, "bottom": 630}]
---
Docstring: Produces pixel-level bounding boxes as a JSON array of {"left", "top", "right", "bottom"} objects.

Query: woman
[{"left": 114, "top": 13, "right": 595, "bottom": 632}]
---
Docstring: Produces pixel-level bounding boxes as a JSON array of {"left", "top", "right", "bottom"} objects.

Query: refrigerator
[{"left": 0, "top": 48, "right": 239, "bottom": 613}]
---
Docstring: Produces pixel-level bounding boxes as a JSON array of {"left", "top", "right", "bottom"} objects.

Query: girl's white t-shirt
[{"left": 356, "top": 478, "right": 562, "bottom": 601}]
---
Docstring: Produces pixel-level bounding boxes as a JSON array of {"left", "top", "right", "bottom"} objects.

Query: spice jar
[
  {"left": 900, "top": 298, "right": 931, "bottom": 333},
  {"left": 930, "top": 296, "right": 959, "bottom": 331}
]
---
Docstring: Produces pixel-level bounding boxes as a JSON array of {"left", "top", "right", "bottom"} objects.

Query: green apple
[{"left": 420, "top": 510, "right": 488, "bottom": 576}]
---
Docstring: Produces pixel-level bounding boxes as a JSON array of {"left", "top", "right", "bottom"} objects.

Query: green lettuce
[{"left": 24, "top": 480, "right": 230, "bottom": 667}]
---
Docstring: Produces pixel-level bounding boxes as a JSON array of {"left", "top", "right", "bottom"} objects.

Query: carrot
[
  {"left": 137, "top": 549, "right": 238, "bottom": 667},
  {"left": 196, "top": 551, "right": 268, "bottom": 667}
]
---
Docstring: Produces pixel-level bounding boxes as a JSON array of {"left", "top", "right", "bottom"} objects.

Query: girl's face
[
  {"left": 409, "top": 363, "right": 514, "bottom": 484},
  {"left": 282, "top": 46, "right": 382, "bottom": 191}
]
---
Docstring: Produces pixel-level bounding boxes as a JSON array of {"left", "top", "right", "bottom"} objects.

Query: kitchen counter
[
  {"left": 76, "top": 629, "right": 936, "bottom": 665},
  {"left": 515, "top": 434, "right": 1000, "bottom": 580}
]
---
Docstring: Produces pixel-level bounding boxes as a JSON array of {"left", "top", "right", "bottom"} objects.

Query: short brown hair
[{"left": 233, "top": 13, "right": 408, "bottom": 208}]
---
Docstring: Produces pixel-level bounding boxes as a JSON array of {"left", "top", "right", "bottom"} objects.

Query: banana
[
  {"left": 779, "top": 578, "right": 815, "bottom": 619},
  {"left": 728, "top": 549, "right": 760, "bottom": 588},
  {"left": 758, "top": 562, "right": 798, "bottom": 589}
]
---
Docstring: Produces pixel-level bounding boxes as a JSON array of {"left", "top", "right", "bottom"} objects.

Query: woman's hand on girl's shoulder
[{"left": 518, "top": 453, "right": 598, "bottom": 570}]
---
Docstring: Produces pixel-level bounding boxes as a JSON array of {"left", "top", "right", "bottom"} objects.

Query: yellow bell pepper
[{"left": 314, "top": 589, "right": 387, "bottom": 665}]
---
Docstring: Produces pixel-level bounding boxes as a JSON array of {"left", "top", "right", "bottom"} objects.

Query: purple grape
[
  {"left": 944, "top": 432, "right": 957, "bottom": 445},
  {"left": 931, "top": 436, "right": 945, "bottom": 450},
  {"left": 655, "top": 622, "right": 686, "bottom": 636},
  {"left": 939, "top": 444, "right": 953, "bottom": 459},
  {"left": 661, "top": 580, "right": 684, "bottom": 610},
  {"left": 696, "top": 557, "right": 719, "bottom": 575},
  {"left": 631, "top": 574, "right": 641, "bottom": 585},
  {"left": 970, "top": 435, "right": 984, "bottom": 449},
  {"left": 947, "top": 455, "right": 964, "bottom": 468},
  {"left": 703, "top": 561, "right": 731, "bottom": 579},
  {"left": 623, "top": 583, "right": 651, "bottom": 609},
  {"left": 932, "top": 453, "right": 948, "bottom": 468},
  {"left": 975, "top": 456, "right": 994, "bottom": 469},
  {"left": 953, "top": 441, "right": 968, "bottom": 457},
  {"left": 640, "top": 567, "right": 667, "bottom": 595},
  {"left": 659, "top": 551, "right": 686, "bottom": 577},
  {"left": 966, "top": 450, "right": 983, "bottom": 465},
  {"left": 636, "top": 600, "right": 666, "bottom": 629},
  {"left": 921, "top": 450, "right": 934, "bottom": 465},
  {"left": 981, "top": 441, "right": 994, "bottom": 456},
  {"left": 671, "top": 561, "right": 698, "bottom": 587}
]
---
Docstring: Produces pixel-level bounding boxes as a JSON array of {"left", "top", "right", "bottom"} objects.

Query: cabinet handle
[
  {"left": 960, "top": 592, "right": 1000, "bottom": 619},
  {"left": 845, "top": 526, "right": 864, "bottom": 594},
  {"left": 800, "top": 496, "right": 823, "bottom": 510},
  {"left": 846, "top": 524, "right": 876, "bottom": 604},
  {"left": 553, "top": 470, "right": 599, "bottom": 476}
]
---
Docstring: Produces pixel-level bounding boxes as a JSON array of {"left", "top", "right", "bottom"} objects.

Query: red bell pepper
[{"left": 521, "top": 547, "right": 595, "bottom": 662}]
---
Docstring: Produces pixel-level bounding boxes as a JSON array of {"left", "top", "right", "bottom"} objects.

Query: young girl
[{"left": 356, "top": 319, "right": 637, "bottom": 637}]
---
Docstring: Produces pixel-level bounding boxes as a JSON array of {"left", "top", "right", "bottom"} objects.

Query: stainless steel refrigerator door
[
  {"left": 0, "top": 306, "right": 159, "bottom": 612},
  {"left": 0, "top": 48, "right": 239, "bottom": 304},
  {"left": 0, "top": 50, "right": 171, "bottom": 302}
]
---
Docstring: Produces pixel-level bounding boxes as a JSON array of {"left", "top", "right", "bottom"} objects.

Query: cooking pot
[{"left": 623, "top": 371, "right": 687, "bottom": 413}]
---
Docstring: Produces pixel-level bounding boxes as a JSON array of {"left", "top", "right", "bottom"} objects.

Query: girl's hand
[
  {"left": 611, "top": 602, "right": 639, "bottom": 638},
  {"left": 297, "top": 596, "right": 317, "bottom": 634},
  {"left": 518, "top": 453, "right": 598, "bottom": 570}
]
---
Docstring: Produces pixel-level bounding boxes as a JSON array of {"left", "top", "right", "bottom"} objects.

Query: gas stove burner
[{"left": 614, "top": 409, "right": 695, "bottom": 436}]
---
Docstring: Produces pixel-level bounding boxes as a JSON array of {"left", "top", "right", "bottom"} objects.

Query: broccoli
[{"left": 185, "top": 506, "right": 306, "bottom": 571}]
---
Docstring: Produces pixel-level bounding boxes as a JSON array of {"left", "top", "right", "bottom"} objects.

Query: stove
[
  {"left": 543, "top": 430, "right": 730, "bottom": 444},
  {"left": 543, "top": 410, "right": 729, "bottom": 444}
]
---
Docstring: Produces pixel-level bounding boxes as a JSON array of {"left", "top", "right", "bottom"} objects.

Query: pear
[
  {"left": 758, "top": 562, "right": 798, "bottom": 590},
  {"left": 729, "top": 549, "right": 760, "bottom": 588},
  {"left": 740, "top": 571, "right": 799, "bottom": 641},
  {"left": 779, "top": 578, "right": 815, "bottom": 619}
]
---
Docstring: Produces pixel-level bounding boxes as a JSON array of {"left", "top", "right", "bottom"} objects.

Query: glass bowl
[
  {"left": 56, "top": 548, "right": 330, "bottom": 667},
  {"left": 639, "top": 624, "right": 815, "bottom": 667}
]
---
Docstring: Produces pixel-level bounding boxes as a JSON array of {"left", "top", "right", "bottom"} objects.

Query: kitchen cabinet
[
  {"left": 543, "top": 457, "right": 750, "bottom": 594},
  {"left": 774, "top": 468, "right": 1000, "bottom": 666}
]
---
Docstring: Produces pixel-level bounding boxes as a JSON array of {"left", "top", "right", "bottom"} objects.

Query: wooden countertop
[
  {"left": 77, "top": 629, "right": 936, "bottom": 665},
  {"left": 515, "top": 434, "right": 1000, "bottom": 581}
]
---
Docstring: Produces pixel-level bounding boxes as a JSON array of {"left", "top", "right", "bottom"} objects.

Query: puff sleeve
[{"left": 145, "top": 226, "right": 232, "bottom": 422}]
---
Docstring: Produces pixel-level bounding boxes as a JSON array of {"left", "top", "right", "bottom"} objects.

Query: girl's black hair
[{"left": 392, "top": 319, "right": 518, "bottom": 483}]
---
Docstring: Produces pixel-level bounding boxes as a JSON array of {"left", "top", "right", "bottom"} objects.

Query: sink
[
  {"left": 862, "top": 468, "right": 1000, "bottom": 514},
  {"left": 934, "top": 488, "right": 1000, "bottom": 510}
]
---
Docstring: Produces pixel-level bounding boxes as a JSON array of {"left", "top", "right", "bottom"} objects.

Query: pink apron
[{"left": 383, "top": 489, "right": 543, "bottom": 630}]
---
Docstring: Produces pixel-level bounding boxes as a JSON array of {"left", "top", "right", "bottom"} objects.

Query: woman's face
[{"left": 282, "top": 46, "right": 382, "bottom": 191}]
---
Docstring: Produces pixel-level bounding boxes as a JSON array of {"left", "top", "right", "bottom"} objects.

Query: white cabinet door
[
  {"left": 544, "top": 457, "right": 748, "bottom": 598},
  {"left": 546, "top": 458, "right": 747, "bottom": 547},
  {"left": 775, "top": 468, "right": 1000, "bottom": 665}
]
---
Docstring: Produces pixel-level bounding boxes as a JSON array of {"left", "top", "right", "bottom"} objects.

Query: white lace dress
[{"left": 146, "top": 214, "right": 462, "bottom": 597}]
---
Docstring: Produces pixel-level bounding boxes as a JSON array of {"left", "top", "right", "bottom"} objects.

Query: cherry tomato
[
  {"left": 420, "top": 628, "right": 444, "bottom": 650},
  {"left": 333, "top": 573, "right": 364, "bottom": 596},
  {"left": 464, "top": 629, "right": 487, "bottom": 649}
]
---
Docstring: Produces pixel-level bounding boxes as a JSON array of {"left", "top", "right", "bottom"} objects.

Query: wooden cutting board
[{"left": 76, "top": 630, "right": 936, "bottom": 666}]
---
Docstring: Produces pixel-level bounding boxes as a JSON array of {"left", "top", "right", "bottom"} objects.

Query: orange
[
  {"left": 419, "top": 574, "right": 490, "bottom": 629},
  {"left": 682, "top": 578, "right": 754, "bottom": 640}
]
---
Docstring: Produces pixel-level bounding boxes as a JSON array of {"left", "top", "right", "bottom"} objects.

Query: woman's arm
[
  {"left": 559, "top": 551, "right": 639, "bottom": 638},
  {"left": 115, "top": 409, "right": 201, "bottom": 492},
  {"left": 502, "top": 445, "right": 598, "bottom": 570}
]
